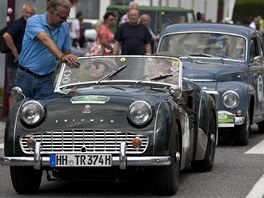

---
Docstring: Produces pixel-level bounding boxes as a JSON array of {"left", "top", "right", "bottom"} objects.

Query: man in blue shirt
[
  {"left": 3, "top": 3, "right": 35, "bottom": 109},
  {"left": 17, "top": 0, "right": 78, "bottom": 100}
]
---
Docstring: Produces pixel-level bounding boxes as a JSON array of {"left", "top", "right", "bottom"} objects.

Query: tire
[
  {"left": 10, "top": 166, "right": 42, "bottom": 194},
  {"left": 153, "top": 124, "right": 181, "bottom": 195},
  {"left": 257, "top": 120, "right": 264, "bottom": 133},
  {"left": 234, "top": 110, "right": 250, "bottom": 146},
  {"left": 191, "top": 111, "right": 216, "bottom": 172}
]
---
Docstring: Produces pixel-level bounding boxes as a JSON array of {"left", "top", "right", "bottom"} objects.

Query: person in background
[
  {"left": 3, "top": 3, "right": 36, "bottom": 109},
  {"left": 16, "top": 0, "right": 78, "bottom": 100},
  {"left": 70, "top": 11, "right": 85, "bottom": 48},
  {"left": 97, "top": 12, "right": 116, "bottom": 55},
  {"left": 119, "top": 1, "right": 139, "bottom": 25},
  {"left": 196, "top": 12, "right": 206, "bottom": 22},
  {"left": 113, "top": 9, "right": 152, "bottom": 55},
  {"left": 140, "top": 14, "right": 160, "bottom": 54},
  {"left": 249, "top": 15, "right": 261, "bottom": 30}
]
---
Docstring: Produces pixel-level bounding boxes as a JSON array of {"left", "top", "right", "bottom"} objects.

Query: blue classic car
[
  {"left": 0, "top": 56, "right": 218, "bottom": 195},
  {"left": 157, "top": 23, "right": 264, "bottom": 145}
]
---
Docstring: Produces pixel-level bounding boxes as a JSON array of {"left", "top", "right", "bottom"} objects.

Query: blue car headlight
[
  {"left": 20, "top": 100, "right": 46, "bottom": 125},
  {"left": 222, "top": 90, "right": 240, "bottom": 109},
  {"left": 128, "top": 101, "right": 153, "bottom": 126}
]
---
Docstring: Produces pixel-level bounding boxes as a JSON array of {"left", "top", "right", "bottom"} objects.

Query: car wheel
[
  {"left": 191, "top": 111, "right": 216, "bottom": 172},
  {"left": 257, "top": 120, "right": 264, "bottom": 133},
  {"left": 153, "top": 124, "right": 180, "bottom": 195},
  {"left": 10, "top": 166, "right": 42, "bottom": 194},
  {"left": 234, "top": 109, "right": 250, "bottom": 146}
]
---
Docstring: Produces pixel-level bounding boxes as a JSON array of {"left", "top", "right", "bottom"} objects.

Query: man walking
[
  {"left": 3, "top": 3, "right": 35, "bottom": 109},
  {"left": 113, "top": 9, "right": 152, "bottom": 55}
]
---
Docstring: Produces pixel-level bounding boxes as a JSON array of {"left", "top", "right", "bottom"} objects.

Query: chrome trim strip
[
  {"left": 0, "top": 156, "right": 171, "bottom": 168},
  {"left": 34, "top": 142, "right": 41, "bottom": 170},
  {"left": 119, "top": 142, "right": 126, "bottom": 170}
]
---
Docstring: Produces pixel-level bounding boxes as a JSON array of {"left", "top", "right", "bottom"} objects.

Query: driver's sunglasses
[
  {"left": 92, "top": 63, "right": 100, "bottom": 70},
  {"left": 56, "top": 13, "right": 69, "bottom": 21}
]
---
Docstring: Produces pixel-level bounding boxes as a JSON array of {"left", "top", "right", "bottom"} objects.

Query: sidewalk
[{"left": 0, "top": 121, "right": 5, "bottom": 140}]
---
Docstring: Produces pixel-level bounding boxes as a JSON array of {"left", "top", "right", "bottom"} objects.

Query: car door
[{"left": 248, "top": 35, "right": 264, "bottom": 117}]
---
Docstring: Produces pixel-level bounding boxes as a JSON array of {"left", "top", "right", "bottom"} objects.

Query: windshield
[
  {"left": 54, "top": 55, "right": 183, "bottom": 92},
  {"left": 159, "top": 32, "right": 247, "bottom": 61}
]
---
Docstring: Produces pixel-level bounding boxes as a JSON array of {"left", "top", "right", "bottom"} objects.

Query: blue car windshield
[{"left": 159, "top": 32, "right": 246, "bottom": 61}]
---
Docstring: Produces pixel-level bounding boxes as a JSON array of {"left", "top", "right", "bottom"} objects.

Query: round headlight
[
  {"left": 20, "top": 100, "right": 46, "bottom": 125},
  {"left": 128, "top": 101, "right": 153, "bottom": 126},
  {"left": 222, "top": 91, "right": 240, "bottom": 109}
]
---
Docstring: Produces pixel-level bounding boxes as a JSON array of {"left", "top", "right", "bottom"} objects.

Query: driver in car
[{"left": 90, "top": 58, "right": 118, "bottom": 80}]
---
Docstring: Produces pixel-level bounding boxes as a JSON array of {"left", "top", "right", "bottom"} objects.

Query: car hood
[
  {"left": 25, "top": 87, "right": 171, "bottom": 131},
  {"left": 182, "top": 60, "right": 245, "bottom": 89}
]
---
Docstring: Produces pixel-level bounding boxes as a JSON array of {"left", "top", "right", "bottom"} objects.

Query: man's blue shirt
[{"left": 19, "top": 13, "right": 71, "bottom": 75}]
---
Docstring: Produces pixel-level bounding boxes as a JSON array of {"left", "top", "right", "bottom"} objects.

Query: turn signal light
[
  {"left": 132, "top": 137, "right": 142, "bottom": 148},
  {"left": 27, "top": 137, "right": 36, "bottom": 148}
]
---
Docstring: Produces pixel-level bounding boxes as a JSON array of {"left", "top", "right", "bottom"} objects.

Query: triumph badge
[{"left": 82, "top": 105, "right": 91, "bottom": 114}]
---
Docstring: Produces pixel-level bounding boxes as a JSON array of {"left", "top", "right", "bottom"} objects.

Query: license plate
[{"left": 50, "top": 153, "right": 112, "bottom": 167}]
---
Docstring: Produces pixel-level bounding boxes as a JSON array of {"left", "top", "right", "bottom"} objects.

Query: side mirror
[
  {"left": 11, "top": 86, "right": 25, "bottom": 99},
  {"left": 169, "top": 85, "right": 182, "bottom": 99},
  {"left": 252, "top": 56, "right": 263, "bottom": 66}
]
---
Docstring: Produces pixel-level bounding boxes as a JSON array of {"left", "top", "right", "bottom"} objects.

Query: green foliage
[
  {"left": 233, "top": 3, "right": 264, "bottom": 24},
  {"left": 235, "top": 0, "right": 264, "bottom": 5}
]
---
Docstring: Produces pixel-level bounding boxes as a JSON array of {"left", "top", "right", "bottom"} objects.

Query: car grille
[{"left": 20, "top": 130, "right": 149, "bottom": 154}]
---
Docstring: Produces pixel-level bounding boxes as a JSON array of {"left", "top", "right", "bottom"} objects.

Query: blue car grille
[{"left": 20, "top": 130, "right": 149, "bottom": 154}]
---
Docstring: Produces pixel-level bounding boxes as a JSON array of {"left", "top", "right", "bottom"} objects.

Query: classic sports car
[
  {"left": 0, "top": 55, "right": 218, "bottom": 195},
  {"left": 158, "top": 23, "right": 264, "bottom": 146}
]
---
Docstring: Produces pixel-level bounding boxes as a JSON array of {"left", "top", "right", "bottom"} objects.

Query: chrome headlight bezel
[
  {"left": 222, "top": 90, "right": 240, "bottom": 109},
  {"left": 20, "top": 100, "right": 46, "bottom": 126},
  {"left": 128, "top": 101, "right": 153, "bottom": 127}
]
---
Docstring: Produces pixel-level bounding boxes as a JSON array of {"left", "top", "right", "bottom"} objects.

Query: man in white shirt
[{"left": 70, "top": 12, "right": 82, "bottom": 47}]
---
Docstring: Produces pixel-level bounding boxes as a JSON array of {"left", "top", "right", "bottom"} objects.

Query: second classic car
[
  {"left": 157, "top": 23, "right": 264, "bottom": 145},
  {"left": 0, "top": 55, "right": 218, "bottom": 195}
]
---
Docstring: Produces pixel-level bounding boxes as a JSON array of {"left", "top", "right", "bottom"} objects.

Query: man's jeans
[{"left": 15, "top": 68, "right": 55, "bottom": 100}]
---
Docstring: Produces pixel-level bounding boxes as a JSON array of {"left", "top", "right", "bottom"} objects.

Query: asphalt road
[{"left": 1, "top": 124, "right": 264, "bottom": 197}]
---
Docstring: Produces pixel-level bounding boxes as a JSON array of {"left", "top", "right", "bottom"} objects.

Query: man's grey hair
[
  {"left": 46, "top": 0, "right": 72, "bottom": 12},
  {"left": 128, "top": 1, "right": 139, "bottom": 10},
  {"left": 22, "top": 3, "right": 36, "bottom": 12}
]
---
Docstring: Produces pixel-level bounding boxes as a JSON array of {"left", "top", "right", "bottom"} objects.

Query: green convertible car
[{"left": 0, "top": 55, "right": 218, "bottom": 195}]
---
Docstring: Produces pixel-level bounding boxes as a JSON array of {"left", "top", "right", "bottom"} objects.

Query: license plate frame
[{"left": 50, "top": 153, "right": 112, "bottom": 167}]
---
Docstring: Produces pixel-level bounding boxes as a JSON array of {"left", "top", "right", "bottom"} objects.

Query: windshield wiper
[
  {"left": 96, "top": 64, "right": 127, "bottom": 84},
  {"left": 189, "top": 53, "right": 216, "bottom": 57},
  {"left": 150, "top": 74, "right": 173, "bottom": 81}
]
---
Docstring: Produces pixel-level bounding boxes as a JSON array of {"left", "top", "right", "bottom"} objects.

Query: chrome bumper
[{"left": 0, "top": 142, "right": 171, "bottom": 170}]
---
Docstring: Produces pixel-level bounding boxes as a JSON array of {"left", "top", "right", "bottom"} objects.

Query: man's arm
[
  {"left": 3, "top": 32, "right": 19, "bottom": 61},
  {"left": 145, "top": 43, "right": 152, "bottom": 54},
  {"left": 36, "top": 31, "right": 77, "bottom": 64},
  {"left": 113, "top": 41, "right": 120, "bottom": 55}
]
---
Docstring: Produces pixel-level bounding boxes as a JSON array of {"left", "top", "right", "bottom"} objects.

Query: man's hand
[{"left": 61, "top": 53, "right": 78, "bottom": 67}]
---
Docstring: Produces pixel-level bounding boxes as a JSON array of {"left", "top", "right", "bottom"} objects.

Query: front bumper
[
  {"left": 0, "top": 142, "right": 171, "bottom": 170},
  {"left": 218, "top": 110, "right": 245, "bottom": 127}
]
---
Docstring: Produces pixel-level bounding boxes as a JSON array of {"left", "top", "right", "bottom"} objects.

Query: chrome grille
[{"left": 20, "top": 130, "right": 149, "bottom": 154}]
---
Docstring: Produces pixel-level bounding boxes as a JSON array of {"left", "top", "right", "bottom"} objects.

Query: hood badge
[{"left": 82, "top": 105, "right": 91, "bottom": 114}]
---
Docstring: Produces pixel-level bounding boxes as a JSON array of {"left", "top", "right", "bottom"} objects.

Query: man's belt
[{"left": 18, "top": 65, "right": 52, "bottom": 78}]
